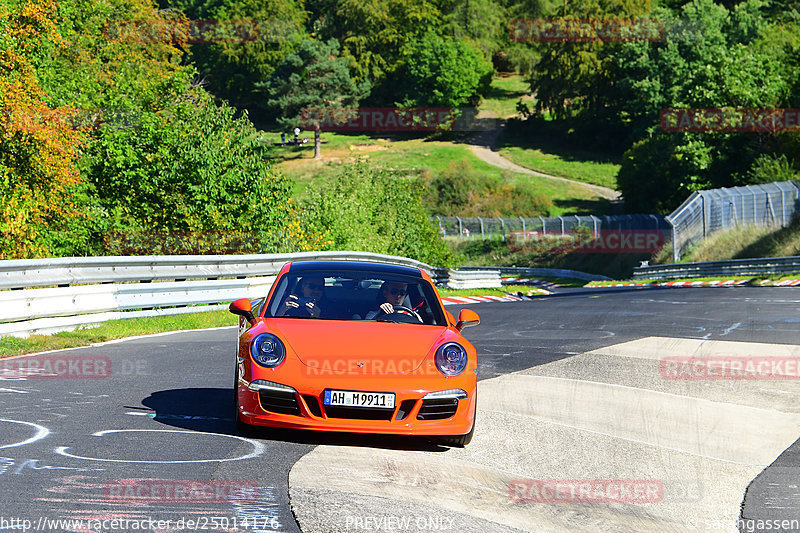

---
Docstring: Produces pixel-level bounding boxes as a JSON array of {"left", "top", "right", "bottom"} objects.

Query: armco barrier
[
  {"left": 633, "top": 256, "right": 800, "bottom": 281},
  {"left": 459, "top": 266, "right": 611, "bottom": 282},
  {"left": 0, "top": 252, "right": 502, "bottom": 337}
]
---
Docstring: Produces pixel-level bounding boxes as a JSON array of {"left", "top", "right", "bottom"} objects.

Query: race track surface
[{"left": 1, "top": 286, "right": 799, "bottom": 533}]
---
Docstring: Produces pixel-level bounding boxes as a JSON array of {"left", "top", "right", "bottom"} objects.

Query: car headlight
[
  {"left": 250, "top": 333, "right": 286, "bottom": 368},
  {"left": 435, "top": 342, "right": 468, "bottom": 376}
]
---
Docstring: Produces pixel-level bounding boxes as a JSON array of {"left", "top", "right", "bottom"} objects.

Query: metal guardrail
[
  {"left": 0, "top": 252, "right": 502, "bottom": 338},
  {"left": 460, "top": 266, "right": 611, "bottom": 282},
  {"left": 633, "top": 256, "right": 800, "bottom": 281},
  {"left": 0, "top": 251, "right": 441, "bottom": 290}
]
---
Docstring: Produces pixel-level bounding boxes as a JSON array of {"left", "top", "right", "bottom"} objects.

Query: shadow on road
[{"left": 134, "top": 388, "right": 450, "bottom": 452}]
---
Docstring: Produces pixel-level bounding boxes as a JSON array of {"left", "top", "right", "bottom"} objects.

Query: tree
[
  {"left": 161, "top": 0, "right": 307, "bottom": 115},
  {"left": 83, "top": 92, "right": 299, "bottom": 253},
  {"left": 305, "top": 0, "right": 441, "bottom": 103},
  {"left": 394, "top": 31, "right": 492, "bottom": 108},
  {"left": 261, "top": 38, "right": 369, "bottom": 158},
  {"left": 0, "top": 0, "right": 86, "bottom": 258}
]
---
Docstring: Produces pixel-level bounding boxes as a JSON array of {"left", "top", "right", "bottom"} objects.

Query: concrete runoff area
[{"left": 289, "top": 336, "right": 800, "bottom": 533}]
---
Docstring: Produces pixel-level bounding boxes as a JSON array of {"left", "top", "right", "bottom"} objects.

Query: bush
[
  {"left": 83, "top": 92, "right": 300, "bottom": 254},
  {"left": 424, "top": 160, "right": 552, "bottom": 216},
  {"left": 300, "top": 162, "right": 453, "bottom": 267}
]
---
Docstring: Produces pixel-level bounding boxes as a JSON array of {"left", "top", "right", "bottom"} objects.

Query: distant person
[
  {"left": 294, "top": 127, "right": 300, "bottom": 143},
  {"left": 281, "top": 132, "right": 286, "bottom": 145}
]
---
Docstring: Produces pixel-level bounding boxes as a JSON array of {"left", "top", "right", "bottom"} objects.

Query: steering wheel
[{"left": 375, "top": 305, "right": 423, "bottom": 323}]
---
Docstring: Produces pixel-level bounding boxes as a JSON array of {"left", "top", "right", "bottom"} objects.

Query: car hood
[{"left": 267, "top": 319, "right": 447, "bottom": 375}]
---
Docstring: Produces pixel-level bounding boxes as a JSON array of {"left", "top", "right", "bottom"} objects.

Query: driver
[
  {"left": 366, "top": 281, "right": 409, "bottom": 320},
  {"left": 278, "top": 276, "right": 325, "bottom": 317}
]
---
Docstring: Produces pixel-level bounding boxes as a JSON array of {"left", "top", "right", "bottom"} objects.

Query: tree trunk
[{"left": 314, "top": 127, "right": 321, "bottom": 158}]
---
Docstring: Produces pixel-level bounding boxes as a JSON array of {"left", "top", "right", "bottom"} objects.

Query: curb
[
  {"left": 441, "top": 294, "right": 523, "bottom": 306},
  {"left": 584, "top": 279, "right": 800, "bottom": 288}
]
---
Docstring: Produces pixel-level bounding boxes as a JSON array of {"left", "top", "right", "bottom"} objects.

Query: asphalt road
[{"left": 1, "top": 286, "right": 799, "bottom": 532}]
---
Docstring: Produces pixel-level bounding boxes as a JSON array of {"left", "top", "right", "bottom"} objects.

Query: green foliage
[
  {"left": 395, "top": 31, "right": 493, "bottom": 108},
  {"left": 441, "top": 0, "right": 508, "bottom": 60},
  {"left": 162, "top": 0, "right": 307, "bottom": 113},
  {"left": 741, "top": 153, "right": 798, "bottom": 184},
  {"left": 300, "top": 162, "right": 454, "bottom": 267},
  {"left": 423, "top": 160, "right": 553, "bottom": 216},
  {"left": 617, "top": 133, "right": 699, "bottom": 213},
  {"left": 522, "top": 0, "right": 800, "bottom": 212},
  {"left": 260, "top": 38, "right": 368, "bottom": 156},
  {"left": 0, "top": 0, "right": 305, "bottom": 258},
  {"left": 83, "top": 92, "right": 297, "bottom": 253},
  {"left": 306, "top": 0, "right": 442, "bottom": 99}
]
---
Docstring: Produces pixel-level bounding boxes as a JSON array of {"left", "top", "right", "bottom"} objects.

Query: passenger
[{"left": 278, "top": 276, "right": 325, "bottom": 318}]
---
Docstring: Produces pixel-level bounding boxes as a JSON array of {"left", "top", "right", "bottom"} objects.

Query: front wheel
[
  {"left": 234, "top": 364, "right": 253, "bottom": 434},
  {"left": 435, "top": 391, "right": 476, "bottom": 447},
  {"left": 437, "top": 419, "right": 474, "bottom": 447}
]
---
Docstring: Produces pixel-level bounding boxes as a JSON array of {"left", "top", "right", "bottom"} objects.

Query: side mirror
[
  {"left": 456, "top": 309, "right": 480, "bottom": 331},
  {"left": 229, "top": 298, "right": 256, "bottom": 325}
]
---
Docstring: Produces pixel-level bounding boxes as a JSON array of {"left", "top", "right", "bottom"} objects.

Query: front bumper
[{"left": 236, "top": 372, "right": 476, "bottom": 436}]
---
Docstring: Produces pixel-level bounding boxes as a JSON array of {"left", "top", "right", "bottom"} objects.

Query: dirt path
[{"left": 468, "top": 126, "right": 622, "bottom": 201}]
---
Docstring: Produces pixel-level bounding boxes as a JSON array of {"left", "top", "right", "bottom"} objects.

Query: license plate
[{"left": 324, "top": 389, "right": 395, "bottom": 409}]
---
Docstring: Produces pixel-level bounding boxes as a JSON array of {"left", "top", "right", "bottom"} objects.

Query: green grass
[
  {"left": 0, "top": 310, "right": 235, "bottom": 359},
  {"left": 479, "top": 74, "right": 533, "bottom": 119},
  {"left": 276, "top": 134, "right": 614, "bottom": 215},
  {"left": 498, "top": 144, "right": 620, "bottom": 190}
]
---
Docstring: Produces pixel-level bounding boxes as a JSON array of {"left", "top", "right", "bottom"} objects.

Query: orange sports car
[{"left": 228, "top": 260, "right": 480, "bottom": 446}]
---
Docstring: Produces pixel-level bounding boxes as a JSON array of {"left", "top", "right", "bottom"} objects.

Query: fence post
[
  {"left": 519, "top": 216, "right": 526, "bottom": 241},
  {"left": 672, "top": 223, "right": 679, "bottom": 263},
  {"left": 497, "top": 217, "right": 505, "bottom": 242},
  {"left": 767, "top": 195, "right": 776, "bottom": 226},
  {"left": 781, "top": 188, "right": 787, "bottom": 226},
  {"left": 539, "top": 216, "right": 546, "bottom": 236},
  {"left": 477, "top": 217, "right": 485, "bottom": 240},
  {"left": 456, "top": 216, "right": 463, "bottom": 241},
  {"left": 559, "top": 216, "right": 565, "bottom": 237}
]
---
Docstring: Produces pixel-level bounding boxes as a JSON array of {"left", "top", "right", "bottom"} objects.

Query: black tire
[
  {"left": 436, "top": 391, "right": 476, "bottom": 447},
  {"left": 233, "top": 364, "right": 253, "bottom": 434}
]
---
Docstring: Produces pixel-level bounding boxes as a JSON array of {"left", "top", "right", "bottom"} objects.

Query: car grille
[
  {"left": 325, "top": 407, "right": 394, "bottom": 420},
  {"left": 417, "top": 398, "right": 459, "bottom": 420},
  {"left": 302, "top": 395, "right": 323, "bottom": 418},
  {"left": 395, "top": 400, "right": 417, "bottom": 421},
  {"left": 258, "top": 389, "right": 300, "bottom": 415}
]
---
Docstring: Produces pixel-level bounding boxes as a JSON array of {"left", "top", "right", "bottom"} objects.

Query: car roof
[{"left": 287, "top": 260, "right": 424, "bottom": 278}]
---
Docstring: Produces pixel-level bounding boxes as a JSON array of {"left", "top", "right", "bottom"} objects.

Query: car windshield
[{"left": 265, "top": 269, "right": 447, "bottom": 326}]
